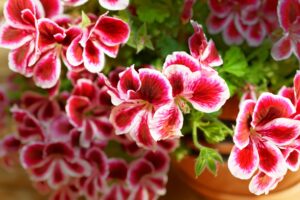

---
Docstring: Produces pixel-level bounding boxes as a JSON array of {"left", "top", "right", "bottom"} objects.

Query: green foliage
[
  {"left": 80, "top": 11, "right": 91, "bottom": 28},
  {"left": 136, "top": 1, "right": 170, "bottom": 23},
  {"left": 195, "top": 147, "right": 223, "bottom": 177}
]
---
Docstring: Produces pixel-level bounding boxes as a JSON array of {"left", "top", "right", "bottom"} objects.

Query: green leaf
[
  {"left": 80, "top": 11, "right": 91, "bottom": 28},
  {"left": 194, "top": 147, "right": 223, "bottom": 177},
  {"left": 221, "top": 46, "right": 248, "bottom": 77},
  {"left": 195, "top": 153, "right": 206, "bottom": 177},
  {"left": 136, "top": 2, "right": 170, "bottom": 23}
]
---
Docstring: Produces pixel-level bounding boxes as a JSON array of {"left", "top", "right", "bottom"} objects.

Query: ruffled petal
[
  {"left": 66, "top": 35, "right": 83, "bottom": 66},
  {"left": 128, "top": 159, "right": 154, "bottom": 187},
  {"left": 228, "top": 142, "right": 259, "bottom": 179},
  {"left": 271, "top": 35, "right": 293, "bottom": 61},
  {"left": 83, "top": 40, "right": 105, "bottom": 73},
  {"left": 222, "top": 18, "right": 244, "bottom": 45},
  {"left": 110, "top": 102, "right": 145, "bottom": 134},
  {"left": 33, "top": 51, "right": 61, "bottom": 89},
  {"left": 149, "top": 103, "right": 183, "bottom": 141},
  {"left": 20, "top": 143, "right": 45, "bottom": 168},
  {"left": 249, "top": 171, "right": 278, "bottom": 195},
  {"left": 256, "top": 141, "right": 287, "bottom": 178},
  {"left": 98, "top": 0, "right": 129, "bottom": 11},
  {"left": 117, "top": 66, "right": 141, "bottom": 97},
  {"left": 73, "top": 78, "right": 97, "bottom": 101},
  {"left": 163, "top": 51, "right": 201, "bottom": 72},
  {"left": 66, "top": 96, "right": 91, "bottom": 127},
  {"left": 85, "top": 147, "right": 108, "bottom": 175},
  {"left": 208, "top": 0, "right": 231, "bottom": 18},
  {"left": 132, "top": 114, "right": 156, "bottom": 148},
  {"left": 201, "top": 40, "right": 223, "bottom": 67},
  {"left": 277, "top": 0, "right": 300, "bottom": 31},
  {"left": 39, "top": 0, "right": 63, "bottom": 18},
  {"left": 144, "top": 150, "right": 170, "bottom": 173},
  {"left": 294, "top": 70, "right": 300, "bottom": 100},
  {"left": 256, "top": 118, "right": 300, "bottom": 146},
  {"left": 4, "top": 0, "right": 36, "bottom": 29},
  {"left": 252, "top": 93, "right": 295, "bottom": 127},
  {"left": 185, "top": 72, "right": 230, "bottom": 113},
  {"left": 278, "top": 86, "right": 295, "bottom": 105},
  {"left": 234, "top": 100, "right": 256, "bottom": 149},
  {"left": 137, "top": 68, "right": 172, "bottom": 106},
  {"left": 45, "top": 142, "right": 74, "bottom": 161},
  {"left": 245, "top": 22, "right": 267, "bottom": 47},
  {"left": 108, "top": 159, "right": 128, "bottom": 181},
  {"left": 207, "top": 14, "right": 231, "bottom": 34},
  {"left": 0, "top": 23, "right": 32, "bottom": 49},
  {"left": 94, "top": 15, "right": 130, "bottom": 46}
]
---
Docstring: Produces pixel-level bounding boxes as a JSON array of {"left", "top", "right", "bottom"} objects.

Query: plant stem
[{"left": 192, "top": 121, "right": 203, "bottom": 150}]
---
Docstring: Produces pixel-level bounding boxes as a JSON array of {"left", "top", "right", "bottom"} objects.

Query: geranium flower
[
  {"left": 271, "top": 0, "right": 300, "bottom": 60},
  {"left": 228, "top": 93, "right": 300, "bottom": 194},
  {"left": 109, "top": 66, "right": 182, "bottom": 148},
  {"left": 103, "top": 158, "right": 130, "bottom": 200},
  {"left": 163, "top": 52, "right": 230, "bottom": 113},
  {"left": 99, "top": 0, "right": 130, "bottom": 11},
  {"left": 241, "top": 0, "right": 278, "bottom": 46},
  {"left": 62, "top": 0, "right": 88, "bottom": 7},
  {"left": 66, "top": 78, "right": 114, "bottom": 148},
  {"left": 188, "top": 21, "right": 223, "bottom": 68},
  {"left": 20, "top": 141, "right": 91, "bottom": 189},
  {"left": 127, "top": 150, "right": 169, "bottom": 200},
  {"left": 50, "top": 179, "right": 81, "bottom": 200},
  {"left": 207, "top": 0, "right": 260, "bottom": 45},
  {"left": 80, "top": 147, "right": 108, "bottom": 199},
  {"left": 21, "top": 91, "right": 61, "bottom": 121},
  {"left": 0, "top": 0, "right": 63, "bottom": 88},
  {"left": 66, "top": 13, "right": 130, "bottom": 73}
]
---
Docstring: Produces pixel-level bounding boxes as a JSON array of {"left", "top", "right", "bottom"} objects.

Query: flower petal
[
  {"left": 45, "top": 142, "right": 74, "bottom": 161},
  {"left": 20, "top": 143, "right": 45, "bottom": 168},
  {"left": 66, "top": 96, "right": 91, "bottom": 127},
  {"left": 228, "top": 142, "right": 259, "bottom": 180},
  {"left": 249, "top": 171, "right": 278, "bottom": 195},
  {"left": 271, "top": 35, "right": 293, "bottom": 61},
  {"left": 137, "top": 68, "right": 172, "bottom": 107},
  {"left": 66, "top": 35, "right": 83, "bottom": 66},
  {"left": 128, "top": 159, "right": 154, "bottom": 187},
  {"left": 8, "top": 41, "right": 34, "bottom": 76},
  {"left": 245, "top": 22, "right": 267, "bottom": 47},
  {"left": 256, "top": 118, "right": 300, "bottom": 146},
  {"left": 277, "top": 0, "right": 300, "bottom": 32},
  {"left": 108, "top": 159, "right": 128, "bottom": 181},
  {"left": 208, "top": 0, "right": 231, "bottom": 18},
  {"left": 39, "top": 0, "right": 63, "bottom": 18},
  {"left": 185, "top": 72, "right": 230, "bottom": 113},
  {"left": 110, "top": 102, "right": 145, "bottom": 134},
  {"left": 207, "top": 14, "right": 230, "bottom": 34},
  {"left": 117, "top": 66, "right": 141, "bottom": 97},
  {"left": 278, "top": 86, "right": 295, "bottom": 104},
  {"left": 144, "top": 150, "right": 170, "bottom": 173},
  {"left": 201, "top": 40, "right": 223, "bottom": 67},
  {"left": 294, "top": 70, "right": 300, "bottom": 100},
  {"left": 163, "top": 51, "right": 201, "bottom": 72},
  {"left": 49, "top": 161, "right": 68, "bottom": 188},
  {"left": 149, "top": 103, "right": 183, "bottom": 141},
  {"left": 33, "top": 52, "right": 61, "bottom": 89},
  {"left": 222, "top": 18, "right": 244, "bottom": 45},
  {"left": 98, "top": 0, "right": 129, "bottom": 11},
  {"left": 73, "top": 78, "right": 97, "bottom": 101},
  {"left": 0, "top": 23, "right": 32, "bottom": 49},
  {"left": 38, "top": 19, "right": 65, "bottom": 50},
  {"left": 285, "top": 150, "right": 300, "bottom": 171},
  {"left": 83, "top": 40, "right": 105, "bottom": 73},
  {"left": 94, "top": 15, "right": 130, "bottom": 46},
  {"left": 234, "top": 100, "right": 256, "bottom": 149},
  {"left": 252, "top": 93, "right": 295, "bottom": 127},
  {"left": 256, "top": 141, "right": 287, "bottom": 178},
  {"left": 4, "top": 0, "right": 36, "bottom": 29}
]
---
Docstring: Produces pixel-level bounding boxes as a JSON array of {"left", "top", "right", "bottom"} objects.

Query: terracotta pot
[{"left": 173, "top": 143, "right": 300, "bottom": 200}]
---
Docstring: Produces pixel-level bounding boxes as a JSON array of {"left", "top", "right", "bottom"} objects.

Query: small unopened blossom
[
  {"left": 181, "top": 0, "right": 196, "bottom": 24},
  {"left": 228, "top": 93, "right": 300, "bottom": 194}
]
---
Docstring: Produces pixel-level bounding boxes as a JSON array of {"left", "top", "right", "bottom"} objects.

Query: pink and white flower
[
  {"left": 228, "top": 92, "right": 300, "bottom": 194},
  {"left": 163, "top": 52, "right": 230, "bottom": 113},
  {"left": 20, "top": 141, "right": 91, "bottom": 189},
  {"left": 66, "top": 78, "right": 114, "bottom": 148},
  {"left": 109, "top": 66, "right": 182, "bottom": 148},
  {"left": 66, "top": 14, "right": 130, "bottom": 73},
  {"left": 127, "top": 150, "right": 170, "bottom": 200},
  {"left": 188, "top": 21, "right": 223, "bottom": 68},
  {"left": 271, "top": 0, "right": 300, "bottom": 60},
  {"left": 62, "top": 0, "right": 88, "bottom": 7}
]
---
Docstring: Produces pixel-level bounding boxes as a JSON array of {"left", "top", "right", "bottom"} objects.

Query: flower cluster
[
  {"left": 228, "top": 72, "right": 300, "bottom": 195},
  {"left": 207, "top": 0, "right": 278, "bottom": 46},
  {"left": 107, "top": 21, "right": 229, "bottom": 149},
  {"left": 0, "top": 0, "right": 130, "bottom": 89}
]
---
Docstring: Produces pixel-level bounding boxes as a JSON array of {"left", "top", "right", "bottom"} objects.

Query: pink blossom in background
[
  {"left": 228, "top": 92, "right": 300, "bottom": 195},
  {"left": 271, "top": 0, "right": 300, "bottom": 61},
  {"left": 207, "top": 0, "right": 278, "bottom": 46}
]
